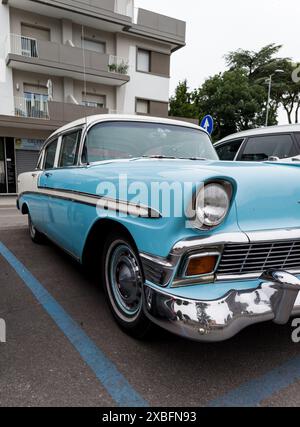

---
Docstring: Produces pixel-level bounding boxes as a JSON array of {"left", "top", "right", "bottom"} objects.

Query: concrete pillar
[{"left": 63, "top": 77, "right": 75, "bottom": 103}]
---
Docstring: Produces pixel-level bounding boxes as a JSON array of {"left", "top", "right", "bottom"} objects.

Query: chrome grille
[{"left": 217, "top": 240, "right": 300, "bottom": 276}]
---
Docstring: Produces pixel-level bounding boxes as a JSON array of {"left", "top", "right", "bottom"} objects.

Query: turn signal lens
[{"left": 186, "top": 255, "right": 218, "bottom": 277}]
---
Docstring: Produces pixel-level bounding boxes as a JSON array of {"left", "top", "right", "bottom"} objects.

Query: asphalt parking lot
[{"left": 1, "top": 207, "right": 300, "bottom": 407}]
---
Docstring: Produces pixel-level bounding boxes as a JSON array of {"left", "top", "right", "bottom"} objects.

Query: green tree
[
  {"left": 225, "top": 43, "right": 285, "bottom": 80},
  {"left": 193, "top": 69, "right": 268, "bottom": 140},
  {"left": 169, "top": 44, "right": 300, "bottom": 135},
  {"left": 271, "top": 61, "right": 300, "bottom": 124},
  {"left": 225, "top": 44, "right": 300, "bottom": 124},
  {"left": 169, "top": 80, "right": 197, "bottom": 118}
]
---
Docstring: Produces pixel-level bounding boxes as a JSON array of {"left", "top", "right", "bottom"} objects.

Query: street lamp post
[{"left": 265, "top": 69, "right": 284, "bottom": 127}]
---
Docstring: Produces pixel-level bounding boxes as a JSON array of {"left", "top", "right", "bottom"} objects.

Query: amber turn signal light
[{"left": 186, "top": 255, "right": 218, "bottom": 277}]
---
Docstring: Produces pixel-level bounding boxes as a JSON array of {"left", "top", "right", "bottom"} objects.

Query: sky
[{"left": 135, "top": 0, "right": 300, "bottom": 124}]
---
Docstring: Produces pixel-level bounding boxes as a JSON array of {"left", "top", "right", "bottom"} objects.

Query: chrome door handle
[
  {"left": 32, "top": 173, "right": 37, "bottom": 178},
  {"left": 45, "top": 172, "right": 52, "bottom": 178}
]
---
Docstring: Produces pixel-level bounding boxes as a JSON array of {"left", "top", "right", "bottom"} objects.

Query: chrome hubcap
[
  {"left": 29, "top": 217, "right": 36, "bottom": 238},
  {"left": 109, "top": 244, "right": 143, "bottom": 317}
]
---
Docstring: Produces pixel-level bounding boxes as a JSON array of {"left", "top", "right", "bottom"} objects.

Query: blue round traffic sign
[{"left": 200, "top": 115, "right": 214, "bottom": 135}]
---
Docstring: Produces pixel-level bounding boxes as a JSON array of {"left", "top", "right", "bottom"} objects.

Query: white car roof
[
  {"left": 217, "top": 124, "right": 300, "bottom": 144},
  {"left": 49, "top": 114, "right": 206, "bottom": 139}
]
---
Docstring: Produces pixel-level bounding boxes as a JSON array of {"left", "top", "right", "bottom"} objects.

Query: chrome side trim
[
  {"left": 20, "top": 188, "right": 161, "bottom": 219},
  {"left": 171, "top": 231, "right": 249, "bottom": 255},
  {"left": 143, "top": 269, "right": 300, "bottom": 342}
]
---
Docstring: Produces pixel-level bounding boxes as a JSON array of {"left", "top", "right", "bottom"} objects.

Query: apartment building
[{"left": 0, "top": 0, "right": 186, "bottom": 194}]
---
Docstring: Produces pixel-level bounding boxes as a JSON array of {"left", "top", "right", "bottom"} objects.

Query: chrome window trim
[
  {"left": 58, "top": 128, "right": 83, "bottom": 168},
  {"left": 215, "top": 138, "right": 245, "bottom": 161},
  {"left": 39, "top": 126, "right": 84, "bottom": 171},
  {"left": 79, "top": 119, "right": 214, "bottom": 166},
  {"left": 43, "top": 137, "right": 60, "bottom": 170}
]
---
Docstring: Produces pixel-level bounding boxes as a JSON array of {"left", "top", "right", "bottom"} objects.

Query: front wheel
[{"left": 101, "top": 232, "right": 152, "bottom": 339}]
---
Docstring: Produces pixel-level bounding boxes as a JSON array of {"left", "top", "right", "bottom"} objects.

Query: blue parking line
[
  {"left": 0, "top": 242, "right": 148, "bottom": 407},
  {"left": 209, "top": 355, "right": 300, "bottom": 406}
]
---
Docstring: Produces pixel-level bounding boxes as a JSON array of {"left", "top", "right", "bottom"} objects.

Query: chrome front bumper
[{"left": 143, "top": 270, "right": 300, "bottom": 342}]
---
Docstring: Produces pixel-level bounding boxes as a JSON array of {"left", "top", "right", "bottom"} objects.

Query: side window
[
  {"left": 216, "top": 139, "right": 244, "bottom": 160},
  {"left": 44, "top": 139, "right": 58, "bottom": 170},
  {"left": 59, "top": 130, "right": 82, "bottom": 167},
  {"left": 240, "top": 134, "right": 295, "bottom": 161}
]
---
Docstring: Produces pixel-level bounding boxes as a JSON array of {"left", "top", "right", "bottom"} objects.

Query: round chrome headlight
[{"left": 196, "top": 182, "right": 231, "bottom": 228}]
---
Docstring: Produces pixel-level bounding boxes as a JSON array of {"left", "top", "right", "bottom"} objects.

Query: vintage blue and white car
[{"left": 17, "top": 115, "right": 300, "bottom": 342}]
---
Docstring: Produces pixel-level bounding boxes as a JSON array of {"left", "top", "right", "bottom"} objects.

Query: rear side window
[
  {"left": 59, "top": 130, "right": 82, "bottom": 167},
  {"left": 240, "top": 134, "right": 295, "bottom": 161},
  {"left": 44, "top": 139, "right": 58, "bottom": 170},
  {"left": 216, "top": 139, "right": 244, "bottom": 160}
]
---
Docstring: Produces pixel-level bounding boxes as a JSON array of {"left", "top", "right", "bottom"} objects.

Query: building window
[
  {"left": 21, "top": 24, "right": 50, "bottom": 41},
  {"left": 82, "top": 38, "right": 106, "bottom": 54},
  {"left": 137, "top": 49, "right": 150, "bottom": 72},
  {"left": 82, "top": 93, "right": 105, "bottom": 109},
  {"left": 14, "top": 84, "right": 49, "bottom": 119},
  {"left": 136, "top": 99, "right": 150, "bottom": 115}
]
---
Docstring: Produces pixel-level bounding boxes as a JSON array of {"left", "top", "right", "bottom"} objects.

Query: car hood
[{"left": 62, "top": 158, "right": 300, "bottom": 232}]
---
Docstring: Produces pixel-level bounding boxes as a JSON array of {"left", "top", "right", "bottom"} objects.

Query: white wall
[
  {"left": 116, "top": 34, "right": 170, "bottom": 114},
  {"left": 0, "top": 4, "right": 14, "bottom": 115}
]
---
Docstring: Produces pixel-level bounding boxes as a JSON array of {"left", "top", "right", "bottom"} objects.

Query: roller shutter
[{"left": 16, "top": 150, "right": 39, "bottom": 177}]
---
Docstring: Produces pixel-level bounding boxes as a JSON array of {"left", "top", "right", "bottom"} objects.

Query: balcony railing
[
  {"left": 14, "top": 96, "right": 49, "bottom": 120},
  {"left": 108, "top": 55, "right": 129, "bottom": 75},
  {"left": 10, "top": 34, "right": 38, "bottom": 58},
  {"left": 8, "top": 35, "right": 130, "bottom": 78}
]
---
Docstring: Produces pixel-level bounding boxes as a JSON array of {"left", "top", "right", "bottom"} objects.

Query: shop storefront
[{"left": 0, "top": 137, "right": 44, "bottom": 194}]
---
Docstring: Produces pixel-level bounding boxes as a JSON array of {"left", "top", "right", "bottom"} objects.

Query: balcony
[
  {"left": 6, "top": 34, "right": 130, "bottom": 86},
  {"left": 13, "top": 96, "right": 109, "bottom": 124},
  {"left": 2, "top": 0, "right": 133, "bottom": 28},
  {"left": 14, "top": 96, "right": 49, "bottom": 120}
]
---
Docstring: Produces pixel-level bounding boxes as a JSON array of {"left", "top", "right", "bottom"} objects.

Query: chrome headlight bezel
[{"left": 189, "top": 180, "right": 233, "bottom": 230}]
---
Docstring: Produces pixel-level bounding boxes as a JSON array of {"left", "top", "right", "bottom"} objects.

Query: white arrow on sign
[{"left": 203, "top": 118, "right": 210, "bottom": 131}]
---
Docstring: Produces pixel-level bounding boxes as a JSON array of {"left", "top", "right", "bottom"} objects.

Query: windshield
[{"left": 82, "top": 121, "right": 218, "bottom": 163}]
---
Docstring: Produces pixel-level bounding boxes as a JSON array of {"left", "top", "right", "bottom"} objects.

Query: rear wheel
[
  {"left": 101, "top": 232, "right": 152, "bottom": 339},
  {"left": 28, "top": 212, "right": 44, "bottom": 244}
]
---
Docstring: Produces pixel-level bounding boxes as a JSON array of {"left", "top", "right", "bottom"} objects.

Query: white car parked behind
[{"left": 215, "top": 124, "right": 300, "bottom": 162}]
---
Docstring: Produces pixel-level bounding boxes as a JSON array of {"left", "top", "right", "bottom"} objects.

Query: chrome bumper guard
[{"left": 143, "top": 270, "right": 300, "bottom": 342}]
